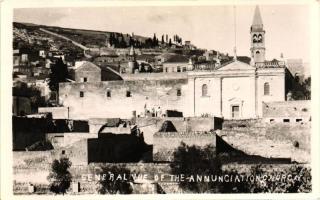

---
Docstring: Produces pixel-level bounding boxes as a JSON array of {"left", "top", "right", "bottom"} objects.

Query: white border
[{"left": 1, "top": 0, "right": 319, "bottom": 199}]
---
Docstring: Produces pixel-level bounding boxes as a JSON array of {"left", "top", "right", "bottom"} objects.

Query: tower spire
[
  {"left": 252, "top": 5, "right": 263, "bottom": 30},
  {"left": 250, "top": 5, "right": 266, "bottom": 64},
  {"left": 233, "top": 5, "right": 237, "bottom": 61}
]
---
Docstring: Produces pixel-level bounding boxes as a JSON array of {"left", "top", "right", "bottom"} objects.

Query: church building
[
  {"left": 58, "top": 6, "right": 288, "bottom": 120},
  {"left": 186, "top": 6, "right": 286, "bottom": 118}
]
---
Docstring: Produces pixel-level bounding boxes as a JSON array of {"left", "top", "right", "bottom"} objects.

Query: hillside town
[{"left": 12, "top": 6, "right": 311, "bottom": 194}]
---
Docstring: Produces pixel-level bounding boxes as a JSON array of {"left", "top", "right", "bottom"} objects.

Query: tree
[
  {"left": 169, "top": 38, "right": 172, "bottom": 47},
  {"left": 161, "top": 35, "right": 164, "bottom": 45},
  {"left": 153, "top": 33, "right": 157, "bottom": 47},
  {"left": 48, "top": 58, "right": 69, "bottom": 92},
  {"left": 119, "top": 35, "right": 127, "bottom": 48},
  {"left": 170, "top": 142, "right": 221, "bottom": 193},
  {"left": 109, "top": 33, "right": 114, "bottom": 46},
  {"left": 302, "top": 77, "right": 311, "bottom": 99},
  {"left": 30, "top": 94, "right": 46, "bottom": 112},
  {"left": 290, "top": 76, "right": 311, "bottom": 100},
  {"left": 144, "top": 38, "right": 153, "bottom": 48},
  {"left": 47, "top": 157, "right": 72, "bottom": 194},
  {"left": 129, "top": 36, "right": 134, "bottom": 47},
  {"left": 13, "top": 82, "right": 46, "bottom": 112},
  {"left": 97, "top": 165, "right": 133, "bottom": 194}
]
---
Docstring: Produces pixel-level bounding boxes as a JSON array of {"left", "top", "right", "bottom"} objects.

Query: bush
[
  {"left": 170, "top": 142, "right": 221, "bottom": 193},
  {"left": 170, "top": 143, "right": 311, "bottom": 193},
  {"left": 47, "top": 157, "right": 72, "bottom": 194},
  {"left": 220, "top": 164, "right": 311, "bottom": 193},
  {"left": 97, "top": 165, "right": 133, "bottom": 194}
]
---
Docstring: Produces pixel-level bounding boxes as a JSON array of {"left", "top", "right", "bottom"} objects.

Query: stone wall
[
  {"left": 87, "top": 133, "right": 148, "bottom": 163},
  {"left": 13, "top": 162, "right": 172, "bottom": 194},
  {"left": 46, "top": 132, "right": 97, "bottom": 149},
  {"left": 88, "top": 118, "right": 131, "bottom": 134},
  {"left": 136, "top": 117, "right": 221, "bottom": 145},
  {"left": 13, "top": 151, "right": 52, "bottom": 186},
  {"left": 59, "top": 79, "right": 188, "bottom": 120},
  {"left": 222, "top": 118, "right": 263, "bottom": 129},
  {"left": 59, "top": 139, "right": 89, "bottom": 165},
  {"left": 262, "top": 100, "right": 311, "bottom": 123},
  {"left": 153, "top": 131, "right": 216, "bottom": 162},
  {"left": 38, "top": 107, "right": 69, "bottom": 119},
  {"left": 217, "top": 122, "right": 310, "bottom": 163}
]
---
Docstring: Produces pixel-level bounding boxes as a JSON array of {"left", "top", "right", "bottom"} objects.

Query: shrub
[
  {"left": 170, "top": 142, "right": 221, "bottom": 193},
  {"left": 97, "top": 165, "right": 133, "bottom": 194},
  {"left": 47, "top": 157, "right": 72, "bottom": 194},
  {"left": 170, "top": 143, "right": 311, "bottom": 193},
  {"left": 220, "top": 164, "right": 311, "bottom": 193}
]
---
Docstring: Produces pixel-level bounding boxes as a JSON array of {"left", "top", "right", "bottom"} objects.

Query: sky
[{"left": 13, "top": 5, "right": 311, "bottom": 62}]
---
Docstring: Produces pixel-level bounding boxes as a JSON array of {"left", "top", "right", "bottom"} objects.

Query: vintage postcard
[{"left": 0, "top": 0, "right": 319, "bottom": 199}]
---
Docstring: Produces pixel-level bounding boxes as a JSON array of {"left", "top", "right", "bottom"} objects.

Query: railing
[
  {"left": 193, "top": 63, "right": 217, "bottom": 71},
  {"left": 255, "top": 61, "right": 285, "bottom": 68}
]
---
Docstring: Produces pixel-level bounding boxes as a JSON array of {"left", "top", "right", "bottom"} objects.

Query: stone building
[
  {"left": 162, "top": 55, "right": 193, "bottom": 73},
  {"left": 57, "top": 6, "right": 293, "bottom": 120},
  {"left": 262, "top": 100, "right": 311, "bottom": 123},
  {"left": 74, "top": 61, "right": 101, "bottom": 82}
]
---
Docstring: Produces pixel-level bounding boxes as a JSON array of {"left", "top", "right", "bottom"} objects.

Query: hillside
[
  {"left": 13, "top": 22, "right": 85, "bottom": 61},
  {"left": 13, "top": 22, "right": 248, "bottom": 65},
  {"left": 13, "top": 22, "right": 150, "bottom": 49}
]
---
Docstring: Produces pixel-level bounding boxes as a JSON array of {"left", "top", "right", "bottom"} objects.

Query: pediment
[
  {"left": 76, "top": 61, "right": 101, "bottom": 72},
  {"left": 218, "top": 60, "right": 255, "bottom": 71}
]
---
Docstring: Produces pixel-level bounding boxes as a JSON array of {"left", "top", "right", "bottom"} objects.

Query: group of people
[{"left": 139, "top": 104, "right": 164, "bottom": 118}]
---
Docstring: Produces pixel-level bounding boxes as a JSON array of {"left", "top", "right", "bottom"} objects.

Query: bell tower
[
  {"left": 250, "top": 6, "right": 265, "bottom": 65},
  {"left": 128, "top": 46, "right": 136, "bottom": 74}
]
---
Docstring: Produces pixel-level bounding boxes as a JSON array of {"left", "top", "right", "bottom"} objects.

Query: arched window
[
  {"left": 258, "top": 34, "right": 263, "bottom": 42},
  {"left": 202, "top": 84, "right": 208, "bottom": 96},
  {"left": 177, "top": 89, "right": 181, "bottom": 96},
  {"left": 106, "top": 90, "right": 111, "bottom": 98},
  {"left": 177, "top": 66, "right": 181, "bottom": 72},
  {"left": 253, "top": 34, "right": 258, "bottom": 43},
  {"left": 256, "top": 51, "right": 260, "bottom": 54},
  {"left": 264, "top": 82, "right": 270, "bottom": 95}
]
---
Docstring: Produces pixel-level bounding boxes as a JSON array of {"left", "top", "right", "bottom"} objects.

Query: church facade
[{"left": 58, "top": 6, "right": 287, "bottom": 120}]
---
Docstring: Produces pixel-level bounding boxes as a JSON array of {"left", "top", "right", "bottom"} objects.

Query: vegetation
[
  {"left": 291, "top": 76, "right": 311, "bottom": 100},
  {"left": 170, "top": 142, "right": 221, "bottom": 193},
  {"left": 15, "top": 22, "right": 185, "bottom": 49},
  {"left": 170, "top": 142, "right": 311, "bottom": 193},
  {"left": 220, "top": 164, "right": 311, "bottom": 193},
  {"left": 13, "top": 81, "right": 46, "bottom": 112},
  {"left": 47, "top": 157, "right": 72, "bottom": 194},
  {"left": 48, "top": 57, "right": 69, "bottom": 92},
  {"left": 97, "top": 165, "right": 133, "bottom": 194}
]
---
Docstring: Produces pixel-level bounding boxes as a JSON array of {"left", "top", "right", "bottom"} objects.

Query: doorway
[{"left": 231, "top": 105, "right": 240, "bottom": 118}]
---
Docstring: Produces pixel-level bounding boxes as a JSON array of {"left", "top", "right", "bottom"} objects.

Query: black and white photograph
[{"left": 1, "top": 0, "right": 319, "bottom": 198}]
